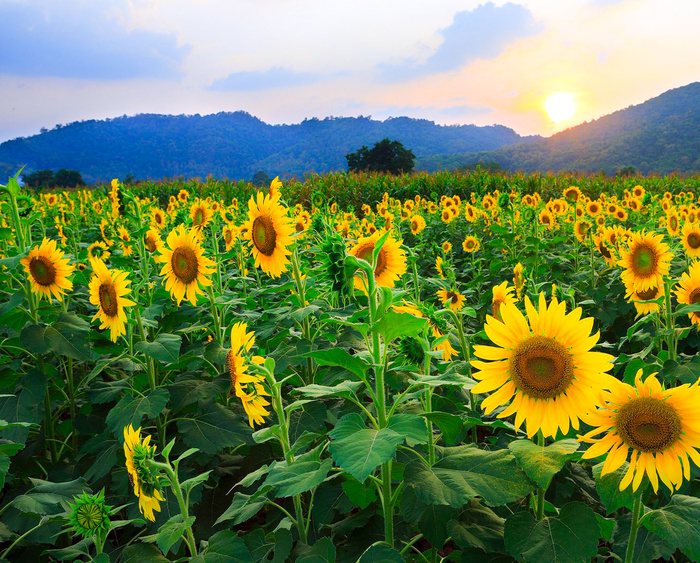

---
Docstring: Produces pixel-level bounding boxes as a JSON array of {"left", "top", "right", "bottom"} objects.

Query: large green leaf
[
  {"left": 504, "top": 502, "right": 600, "bottom": 563},
  {"left": 136, "top": 333, "right": 181, "bottom": 364},
  {"left": 121, "top": 544, "right": 170, "bottom": 563},
  {"left": 611, "top": 513, "right": 674, "bottom": 563},
  {"left": 404, "top": 444, "right": 535, "bottom": 507},
  {"left": 341, "top": 477, "right": 377, "bottom": 510},
  {"left": 300, "top": 349, "right": 370, "bottom": 380},
  {"left": 295, "top": 381, "right": 364, "bottom": 400},
  {"left": 21, "top": 313, "right": 94, "bottom": 361},
  {"left": 375, "top": 310, "right": 428, "bottom": 344},
  {"left": 447, "top": 499, "right": 506, "bottom": 554},
  {"left": 296, "top": 537, "right": 336, "bottom": 563},
  {"left": 105, "top": 389, "right": 170, "bottom": 437},
  {"left": 190, "top": 530, "right": 252, "bottom": 563},
  {"left": 0, "top": 370, "right": 46, "bottom": 445},
  {"left": 508, "top": 438, "right": 579, "bottom": 489},
  {"left": 592, "top": 461, "right": 636, "bottom": 514},
  {"left": 422, "top": 412, "right": 466, "bottom": 446},
  {"left": 386, "top": 413, "right": 428, "bottom": 445},
  {"left": 148, "top": 514, "right": 195, "bottom": 555},
  {"left": 178, "top": 402, "right": 252, "bottom": 454},
  {"left": 641, "top": 495, "right": 700, "bottom": 561},
  {"left": 215, "top": 487, "right": 271, "bottom": 526},
  {"left": 328, "top": 413, "right": 405, "bottom": 482},
  {"left": 263, "top": 459, "right": 332, "bottom": 498},
  {"left": 357, "top": 544, "right": 403, "bottom": 562}
]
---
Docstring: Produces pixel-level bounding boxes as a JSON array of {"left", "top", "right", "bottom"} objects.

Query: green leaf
[
  {"left": 660, "top": 357, "right": 700, "bottom": 384},
  {"left": 447, "top": 499, "right": 506, "bottom": 553},
  {"left": 299, "top": 349, "right": 370, "bottom": 380},
  {"left": 504, "top": 502, "right": 600, "bottom": 563},
  {"left": 508, "top": 438, "right": 579, "bottom": 489},
  {"left": 328, "top": 413, "right": 405, "bottom": 482},
  {"left": 121, "top": 544, "right": 170, "bottom": 563},
  {"left": 386, "top": 413, "right": 428, "bottom": 445},
  {"left": 641, "top": 495, "right": 700, "bottom": 562},
  {"left": 295, "top": 381, "right": 363, "bottom": 400},
  {"left": 180, "top": 471, "right": 212, "bottom": 496},
  {"left": 0, "top": 453, "right": 10, "bottom": 489},
  {"left": 612, "top": 513, "right": 673, "bottom": 563},
  {"left": 105, "top": 389, "right": 170, "bottom": 437},
  {"left": 592, "top": 461, "right": 636, "bottom": 514},
  {"left": 159, "top": 515, "right": 195, "bottom": 555},
  {"left": 80, "top": 439, "right": 118, "bottom": 483},
  {"left": 0, "top": 369, "right": 46, "bottom": 445},
  {"left": 215, "top": 487, "right": 271, "bottom": 526},
  {"left": 263, "top": 458, "right": 332, "bottom": 497},
  {"left": 177, "top": 402, "right": 252, "bottom": 454},
  {"left": 375, "top": 310, "right": 428, "bottom": 344},
  {"left": 423, "top": 412, "right": 465, "bottom": 445},
  {"left": 358, "top": 544, "right": 403, "bottom": 562},
  {"left": 44, "top": 538, "right": 92, "bottom": 561},
  {"left": 341, "top": 477, "right": 377, "bottom": 510},
  {"left": 595, "top": 513, "right": 615, "bottom": 542},
  {"left": 296, "top": 537, "right": 336, "bottom": 563},
  {"left": 404, "top": 444, "right": 535, "bottom": 507},
  {"left": 136, "top": 333, "right": 181, "bottom": 364}
]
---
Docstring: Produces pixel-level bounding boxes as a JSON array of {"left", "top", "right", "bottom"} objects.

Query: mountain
[
  {"left": 420, "top": 82, "right": 700, "bottom": 175},
  {"left": 0, "top": 113, "right": 538, "bottom": 182}
]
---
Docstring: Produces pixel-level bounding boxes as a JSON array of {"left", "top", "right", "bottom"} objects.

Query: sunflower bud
[{"left": 66, "top": 490, "right": 111, "bottom": 539}]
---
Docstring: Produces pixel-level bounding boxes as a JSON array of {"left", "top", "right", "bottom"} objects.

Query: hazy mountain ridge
[
  {"left": 421, "top": 82, "right": 700, "bottom": 175},
  {"left": 0, "top": 112, "right": 537, "bottom": 182}
]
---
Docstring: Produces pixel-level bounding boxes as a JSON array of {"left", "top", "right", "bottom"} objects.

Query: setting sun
[{"left": 544, "top": 92, "right": 577, "bottom": 123}]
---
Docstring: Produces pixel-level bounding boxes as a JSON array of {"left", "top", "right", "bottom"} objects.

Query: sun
[{"left": 544, "top": 92, "right": 576, "bottom": 123}]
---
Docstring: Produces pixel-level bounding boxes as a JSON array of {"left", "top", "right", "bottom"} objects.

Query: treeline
[{"left": 22, "top": 168, "right": 86, "bottom": 189}]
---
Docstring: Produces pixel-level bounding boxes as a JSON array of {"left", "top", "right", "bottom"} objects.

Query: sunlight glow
[{"left": 544, "top": 92, "right": 577, "bottom": 123}]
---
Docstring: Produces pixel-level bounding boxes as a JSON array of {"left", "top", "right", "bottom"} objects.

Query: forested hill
[
  {"left": 0, "top": 113, "right": 537, "bottom": 182},
  {"left": 420, "top": 82, "right": 700, "bottom": 175}
]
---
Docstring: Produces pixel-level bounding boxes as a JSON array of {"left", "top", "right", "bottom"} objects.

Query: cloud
[
  {"left": 208, "top": 67, "right": 326, "bottom": 91},
  {"left": 379, "top": 2, "right": 542, "bottom": 81},
  {"left": 0, "top": 1, "right": 190, "bottom": 79}
]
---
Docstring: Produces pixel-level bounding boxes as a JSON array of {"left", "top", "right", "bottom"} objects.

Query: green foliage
[{"left": 346, "top": 138, "right": 416, "bottom": 174}]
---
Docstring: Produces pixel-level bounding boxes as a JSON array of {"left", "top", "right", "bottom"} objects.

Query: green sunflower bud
[
  {"left": 66, "top": 490, "right": 111, "bottom": 539},
  {"left": 399, "top": 337, "right": 425, "bottom": 365}
]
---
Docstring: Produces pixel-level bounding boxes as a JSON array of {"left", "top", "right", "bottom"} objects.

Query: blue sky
[{"left": 0, "top": 0, "right": 698, "bottom": 143}]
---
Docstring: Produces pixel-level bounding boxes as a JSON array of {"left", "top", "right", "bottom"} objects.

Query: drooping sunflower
[
  {"left": 625, "top": 276, "right": 665, "bottom": 316},
  {"left": 437, "top": 288, "right": 466, "bottom": 312},
  {"left": 123, "top": 425, "right": 165, "bottom": 522},
  {"left": 580, "top": 370, "right": 700, "bottom": 493},
  {"left": 593, "top": 233, "right": 617, "bottom": 267},
  {"left": 675, "top": 261, "right": 700, "bottom": 326},
  {"left": 435, "top": 255, "right": 446, "bottom": 280},
  {"left": 20, "top": 238, "right": 75, "bottom": 302},
  {"left": 431, "top": 323, "right": 459, "bottom": 361},
  {"left": 156, "top": 225, "right": 216, "bottom": 306},
  {"left": 244, "top": 192, "right": 294, "bottom": 278},
  {"left": 619, "top": 231, "right": 673, "bottom": 293},
  {"left": 681, "top": 221, "right": 700, "bottom": 258},
  {"left": 349, "top": 230, "right": 407, "bottom": 291},
  {"left": 226, "top": 322, "right": 270, "bottom": 428},
  {"left": 472, "top": 293, "right": 616, "bottom": 439},
  {"left": 87, "top": 241, "right": 111, "bottom": 264},
  {"left": 88, "top": 259, "right": 135, "bottom": 342},
  {"left": 491, "top": 281, "right": 517, "bottom": 321}
]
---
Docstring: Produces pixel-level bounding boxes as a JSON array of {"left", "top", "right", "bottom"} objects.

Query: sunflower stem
[
  {"left": 450, "top": 310, "right": 477, "bottom": 443},
  {"left": 159, "top": 462, "right": 198, "bottom": 557},
  {"left": 536, "top": 432, "right": 546, "bottom": 520},
  {"left": 291, "top": 246, "right": 313, "bottom": 384},
  {"left": 206, "top": 285, "right": 223, "bottom": 346},
  {"left": 624, "top": 494, "right": 644, "bottom": 563},
  {"left": 65, "top": 356, "right": 78, "bottom": 457}
]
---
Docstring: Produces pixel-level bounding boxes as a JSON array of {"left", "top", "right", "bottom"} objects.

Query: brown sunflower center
[
  {"left": 689, "top": 288, "right": 700, "bottom": 305},
  {"left": 29, "top": 256, "right": 57, "bottom": 286},
  {"left": 630, "top": 244, "right": 658, "bottom": 277},
  {"left": 687, "top": 232, "right": 700, "bottom": 249},
  {"left": 226, "top": 350, "right": 239, "bottom": 387},
  {"left": 616, "top": 397, "right": 681, "bottom": 453},
  {"left": 446, "top": 291, "right": 460, "bottom": 304},
  {"left": 171, "top": 246, "right": 199, "bottom": 284},
  {"left": 252, "top": 216, "right": 277, "bottom": 256},
  {"left": 145, "top": 235, "right": 157, "bottom": 253},
  {"left": 295, "top": 220, "right": 304, "bottom": 233},
  {"left": 98, "top": 281, "right": 119, "bottom": 317},
  {"left": 637, "top": 286, "right": 660, "bottom": 301},
  {"left": 510, "top": 335, "right": 573, "bottom": 399},
  {"left": 357, "top": 244, "right": 387, "bottom": 276},
  {"left": 193, "top": 208, "right": 204, "bottom": 226},
  {"left": 599, "top": 243, "right": 612, "bottom": 259}
]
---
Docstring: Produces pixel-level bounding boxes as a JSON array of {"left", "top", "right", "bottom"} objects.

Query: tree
[
  {"left": 346, "top": 138, "right": 415, "bottom": 174},
  {"left": 252, "top": 170, "right": 271, "bottom": 187},
  {"left": 54, "top": 169, "right": 86, "bottom": 187},
  {"left": 22, "top": 170, "right": 55, "bottom": 189}
]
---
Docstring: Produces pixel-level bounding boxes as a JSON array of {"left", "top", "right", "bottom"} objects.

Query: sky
[{"left": 1, "top": 0, "right": 699, "bottom": 144}]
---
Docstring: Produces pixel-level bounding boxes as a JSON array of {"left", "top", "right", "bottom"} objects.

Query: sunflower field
[{"left": 3, "top": 169, "right": 700, "bottom": 563}]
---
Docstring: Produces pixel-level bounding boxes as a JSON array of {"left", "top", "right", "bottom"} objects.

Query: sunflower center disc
[
  {"left": 637, "top": 286, "right": 660, "bottom": 301},
  {"left": 599, "top": 243, "right": 612, "bottom": 259},
  {"left": 295, "top": 221, "right": 304, "bottom": 233},
  {"left": 171, "top": 246, "right": 199, "bottom": 284},
  {"left": 447, "top": 291, "right": 459, "bottom": 304},
  {"left": 688, "top": 233, "right": 700, "bottom": 249},
  {"left": 616, "top": 397, "right": 681, "bottom": 453},
  {"left": 510, "top": 335, "right": 574, "bottom": 399},
  {"left": 29, "top": 256, "right": 57, "bottom": 286},
  {"left": 226, "top": 350, "right": 239, "bottom": 386},
  {"left": 99, "top": 282, "right": 119, "bottom": 317},
  {"left": 145, "top": 235, "right": 157, "bottom": 253},
  {"left": 690, "top": 288, "right": 700, "bottom": 305},
  {"left": 193, "top": 209, "right": 204, "bottom": 225},
  {"left": 252, "top": 216, "right": 277, "bottom": 256},
  {"left": 632, "top": 245, "right": 657, "bottom": 276}
]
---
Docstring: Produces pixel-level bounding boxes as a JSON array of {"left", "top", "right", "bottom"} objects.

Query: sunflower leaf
[
  {"left": 136, "top": 333, "right": 181, "bottom": 364},
  {"left": 592, "top": 461, "right": 636, "bottom": 514},
  {"left": 640, "top": 495, "right": 700, "bottom": 561},
  {"left": 509, "top": 438, "right": 580, "bottom": 489}
]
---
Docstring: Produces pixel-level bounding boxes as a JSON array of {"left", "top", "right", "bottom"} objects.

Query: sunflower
[
  {"left": 227, "top": 322, "right": 270, "bottom": 428},
  {"left": 123, "top": 425, "right": 165, "bottom": 522},
  {"left": 615, "top": 208, "right": 628, "bottom": 222},
  {"left": 156, "top": 225, "right": 216, "bottom": 306},
  {"left": 513, "top": 262, "right": 525, "bottom": 299},
  {"left": 144, "top": 228, "right": 163, "bottom": 254},
  {"left": 471, "top": 293, "right": 615, "bottom": 439},
  {"left": 491, "top": 281, "right": 516, "bottom": 321},
  {"left": 681, "top": 221, "right": 700, "bottom": 258},
  {"left": 435, "top": 255, "right": 446, "bottom": 280},
  {"left": 563, "top": 186, "right": 581, "bottom": 202},
  {"left": 349, "top": 230, "right": 406, "bottom": 291},
  {"left": 244, "top": 192, "right": 294, "bottom": 279},
  {"left": 222, "top": 224, "right": 237, "bottom": 251},
  {"left": 151, "top": 208, "right": 167, "bottom": 230},
  {"left": 625, "top": 277, "right": 665, "bottom": 316},
  {"left": 441, "top": 208, "right": 456, "bottom": 224},
  {"left": 675, "top": 261, "right": 700, "bottom": 326},
  {"left": 574, "top": 220, "right": 592, "bottom": 242},
  {"left": 190, "top": 199, "right": 213, "bottom": 230},
  {"left": 88, "top": 260, "right": 135, "bottom": 342},
  {"left": 587, "top": 201, "right": 602, "bottom": 217},
  {"left": 87, "top": 241, "right": 111, "bottom": 264},
  {"left": 442, "top": 241, "right": 452, "bottom": 254},
  {"left": 462, "top": 235, "right": 480, "bottom": 253},
  {"left": 539, "top": 209, "right": 555, "bottom": 230},
  {"left": 619, "top": 231, "right": 673, "bottom": 293},
  {"left": 632, "top": 185, "right": 645, "bottom": 199},
  {"left": 410, "top": 215, "right": 426, "bottom": 235},
  {"left": 666, "top": 211, "right": 680, "bottom": 237},
  {"left": 177, "top": 189, "right": 189, "bottom": 203},
  {"left": 593, "top": 233, "right": 617, "bottom": 267},
  {"left": 437, "top": 288, "right": 466, "bottom": 312},
  {"left": 21, "top": 238, "right": 74, "bottom": 302},
  {"left": 580, "top": 370, "right": 700, "bottom": 493}
]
